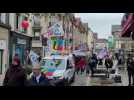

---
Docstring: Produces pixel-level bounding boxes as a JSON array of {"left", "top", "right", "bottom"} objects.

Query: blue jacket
[{"left": 29, "top": 74, "right": 51, "bottom": 86}]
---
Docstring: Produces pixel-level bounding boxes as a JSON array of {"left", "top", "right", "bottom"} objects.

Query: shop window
[{"left": 16, "top": 14, "right": 19, "bottom": 29}]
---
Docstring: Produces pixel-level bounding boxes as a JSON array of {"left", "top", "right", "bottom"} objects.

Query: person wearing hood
[{"left": 3, "top": 56, "right": 27, "bottom": 86}]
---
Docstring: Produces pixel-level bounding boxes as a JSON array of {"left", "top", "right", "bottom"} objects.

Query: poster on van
[{"left": 50, "top": 36, "right": 65, "bottom": 54}]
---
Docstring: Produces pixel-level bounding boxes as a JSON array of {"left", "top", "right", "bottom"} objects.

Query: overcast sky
[{"left": 75, "top": 13, "right": 124, "bottom": 39}]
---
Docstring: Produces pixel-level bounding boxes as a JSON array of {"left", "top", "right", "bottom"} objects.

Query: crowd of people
[
  {"left": 73, "top": 52, "right": 134, "bottom": 86},
  {"left": 2, "top": 52, "right": 134, "bottom": 86},
  {"left": 3, "top": 54, "right": 53, "bottom": 86}
]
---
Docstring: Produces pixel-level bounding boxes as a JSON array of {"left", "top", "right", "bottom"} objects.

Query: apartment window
[
  {"left": 132, "top": 42, "right": 134, "bottom": 49},
  {"left": 121, "top": 43, "right": 125, "bottom": 49},
  {"left": 16, "top": 14, "right": 19, "bottom": 30},
  {"left": 0, "top": 13, "right": 6, "bottom": 24},
  {"left": 33, "top": 29, "right": 40, "bottom": 37},
  {"left": 5, "top": 13, "right": 9, "bottom": 25},
  {"left": 51, "top": 13, "right": 55, "bottom": 16}
]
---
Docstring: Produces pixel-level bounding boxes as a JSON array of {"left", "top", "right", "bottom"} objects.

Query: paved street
[
  {"left": 71, "top": 65, "right": 128, "bottom": 86},
  {"left": 0, "top": 65, "right": 129, "bottom": 86},
  {"left": 71, "top": 72, "right": 89, "bottom": 86}
]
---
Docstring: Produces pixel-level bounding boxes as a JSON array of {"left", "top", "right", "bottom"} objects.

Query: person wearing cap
[
  {"left": 3, "top": 56, "right": 27, "bottom": 86},
  {"left": 28, "top": 64, "right": 51, "bottom": 86}
]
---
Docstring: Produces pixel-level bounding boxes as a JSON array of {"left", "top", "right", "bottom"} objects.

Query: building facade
[
  {"left": 87, "top": 28, "right": 94, "bottom": 55},
  {"left": 8, "top": 13, "right": 32, "bottom": 66},
  {"left": 0, "top": 13, "right": 10, "bottom": 74},
  {"left": 120, "top": 13, "right": 134, "bottom": 56}
]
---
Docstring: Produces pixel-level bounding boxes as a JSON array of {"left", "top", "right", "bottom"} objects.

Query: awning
[{"left": 121, "top": 13, "right": 134, "bottom": 37}]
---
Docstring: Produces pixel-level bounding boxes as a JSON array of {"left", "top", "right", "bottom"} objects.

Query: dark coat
[
  {"left": 3, "top": 65, "right": 27, "bottom": 86},
  {"left": 29, "top": 74, "right": 51, "bottom": 86},
  {"left": 127, "top": 58, "right": 134, "bottom": 72},
  {"left": 89, "top": 57, "right": 98, "bottom": 68},
  {"left": 105, "top": 58, "right": 113, "bottom": 69}
]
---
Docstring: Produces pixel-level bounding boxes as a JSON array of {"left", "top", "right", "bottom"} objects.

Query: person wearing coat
[
  {"left": 28, "top": 64, "right": 52, "bottom": 86},
  {"left": 127, "top": 54, "right": 134, "bottom": 86},
  {"left": 89, "top": 54, "right": 98, "bottom": 77},
  {"left": 77, "top": 57, "right": 86, "bottom": 75},
  {"left": 105, "top": 55, "right": 113, "bottom": 78},
  {"left": 3, "top": 57, "right": 27, "bottom": 86}
]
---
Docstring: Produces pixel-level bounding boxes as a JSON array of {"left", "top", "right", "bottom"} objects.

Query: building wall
[
  {"left": 0, "top": 26, "right": 9, "bottom": 74},
  {"left": 9, "top": 13, "right": 16, "bottom": 31},
  {"left": 87, "top": 30, "right": 94, "bottom": 51}
]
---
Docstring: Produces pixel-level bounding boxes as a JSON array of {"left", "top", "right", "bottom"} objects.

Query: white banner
[
  {"left": 49, "top": 22, "right": 64, "bottom": 36},
  {"left": 29, "top": 51, "right": 39, "bottom": 66}
]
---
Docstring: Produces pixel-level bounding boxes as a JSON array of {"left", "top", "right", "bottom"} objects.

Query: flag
[
  {"left": 97, "top": 48, "right": 108, "bottom": 59},
  {"left": 29, "top": 50, "right": 39, "bottom": 66}
]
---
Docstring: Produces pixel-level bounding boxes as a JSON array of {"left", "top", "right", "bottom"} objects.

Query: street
[
  {"left": 0, "top": 65, "right": 129, "bottom": 86},
  {"left": 71, "top": 65, "right": 128, "bottom": 86},
  {"left": 0, "top": 13, "right": 134, "bottom": 86}
]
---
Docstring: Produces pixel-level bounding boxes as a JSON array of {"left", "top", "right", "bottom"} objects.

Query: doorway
[{"left": 15, "top": 44, "right": 25, "bottom": 65}]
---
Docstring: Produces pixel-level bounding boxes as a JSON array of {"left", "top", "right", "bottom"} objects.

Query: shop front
[{"left": 9, "top": 31, "right": 32, "bottom": 66}]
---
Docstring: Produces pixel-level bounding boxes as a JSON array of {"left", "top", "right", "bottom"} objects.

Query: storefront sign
[
  {"left": 0, "top": 40, "right": 6, "bottom": 49},
  {"left": 17, "top": 38, "right": 26, "bottom": 44}
]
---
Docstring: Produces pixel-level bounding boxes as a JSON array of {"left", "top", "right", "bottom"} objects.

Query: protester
[
  {"left": 86, "top": 57, "right": 91, "bottom": 75},
  {"left": 38, "top": 55, "right": 42, "bottom": 62},
  {"left": 3, "top": 56, "right": 27, "bottom": 86},
  {"left": 105, "top": 55, "right": 113, "bottom": 78},
  {"left": 77, "top": 57, "right": 86, "bottom": 75},
  {"left": 126, "top": 54, "right": 134, "bottom": 86},
  {"left": 89, "top": 54, "right": 98, "bottom": 77},
  {"left": 75, "top": 57, "right": 81, "bottom": 75},
  {"left": 28, "top": 64, "right": 52, "bottom": 86}
]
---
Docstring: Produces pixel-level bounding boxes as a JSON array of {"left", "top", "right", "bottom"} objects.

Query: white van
[{"left": 40, "top": 55, "right": 75, "bottom": 86}]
